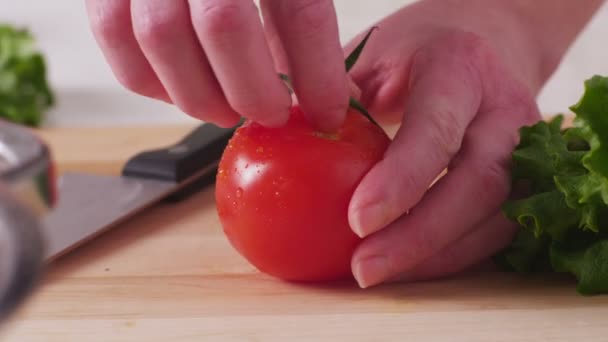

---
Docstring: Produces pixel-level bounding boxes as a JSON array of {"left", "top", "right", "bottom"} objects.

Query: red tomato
[{"left": 215, "top": 105, "right": 391, "bottom": 282}]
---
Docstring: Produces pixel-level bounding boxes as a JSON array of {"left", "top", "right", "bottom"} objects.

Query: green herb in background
[
  {"left": 0, "top": 24, "right": 54, "bottom": 127},
  {"left": 496, "top": 75, "right": 608, "bottom": 295}
]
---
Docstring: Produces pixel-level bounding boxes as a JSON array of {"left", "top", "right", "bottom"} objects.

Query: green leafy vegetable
[
  {"left": 497, "top": 75, "right": 608, "bottom": 295},
  {"left": 0, "top": 24, "right": 54, "bottom": 126},
  {"left": 551, "top": 239, "right": 608, "bottom": 294}
]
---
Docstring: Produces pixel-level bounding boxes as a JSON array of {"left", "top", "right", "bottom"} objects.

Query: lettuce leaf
[
  {"left": 497, "top": 75, "right": 608, "bottom": 295},
  {"left": 0, "top": 24, "right": 54, "bottom": 126},
  {"left": 551, "top": 239, "right": 608, "bottom": 295}
]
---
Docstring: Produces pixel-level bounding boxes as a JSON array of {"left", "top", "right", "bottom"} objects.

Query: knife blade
[{"left": 42, "top": 122, "right": 236, "bottom": 262}]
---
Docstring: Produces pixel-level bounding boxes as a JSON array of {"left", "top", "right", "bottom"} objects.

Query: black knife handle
[{"left": 121, "top": 122, "right": 237, "bottom": 202}]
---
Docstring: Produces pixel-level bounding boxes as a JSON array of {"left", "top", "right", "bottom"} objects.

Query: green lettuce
[
  {"left": 0, "top": 24, "right": 54, "bottom": 126},
  {"left": 497, "top": 75, "right": 608, "bottom": 295}
]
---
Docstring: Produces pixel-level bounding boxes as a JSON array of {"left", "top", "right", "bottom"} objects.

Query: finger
[
  {"left": 351, "top": 105, "right": 534, "bottom": 288},
  {"left": 259, "top": 0, "right": 289, "bottom": 75},
  {"left": 130, "top": 0, "right": 240, "bottom": 127},
  {"left": 189, "top": 0, "right": 291, "bottom": 127},
  {"left": 85, "top": 0, "right": 169, "bottom": 101},
  {"left": 349, "top": 34, "right": 484, "bottom": 238},
  {"left": 264, "top": 0, "right": 350, "bottom": 132},
  {"left": 342, "top": 26, "right": 413, "bottom": 125},
  {"left": 395, "top": 212, "right": 518, "bottom": 282}
]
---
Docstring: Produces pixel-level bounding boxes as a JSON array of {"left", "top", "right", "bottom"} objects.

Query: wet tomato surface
[{"left": 215, "top": 105, "right": 391, "bottom": 282}]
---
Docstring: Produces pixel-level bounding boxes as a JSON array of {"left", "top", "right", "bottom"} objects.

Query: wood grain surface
[{"left": 3, "top": 122, "right": 607, "bottom": 342}]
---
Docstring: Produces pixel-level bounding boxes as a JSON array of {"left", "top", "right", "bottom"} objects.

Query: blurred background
[{"left": 2, "top": 0, "right": 607, "bottom": 127}]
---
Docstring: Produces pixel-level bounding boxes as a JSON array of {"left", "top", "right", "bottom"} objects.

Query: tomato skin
[{"left": 215, "top": 105, "right": 391, "bottom": 282}]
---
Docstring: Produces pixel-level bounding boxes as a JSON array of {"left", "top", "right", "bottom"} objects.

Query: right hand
[{"left": 85, "top": 0, "right": 351, "bottom": 131}]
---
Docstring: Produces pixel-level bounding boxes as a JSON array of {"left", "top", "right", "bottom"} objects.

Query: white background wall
[{"left": 2, "top": 1, "right": 607, "bottom": 127}]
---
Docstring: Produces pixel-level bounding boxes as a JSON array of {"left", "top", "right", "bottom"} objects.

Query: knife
[{"left": 42, "top": 122, "right": 237, "bottom": 262}]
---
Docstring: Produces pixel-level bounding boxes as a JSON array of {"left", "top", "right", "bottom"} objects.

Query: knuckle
[
  {"left": 132, "top": 4, "right": 185, "bottom": 48},
  {"left": 459, "top": 31, "right": 490, "bottom": 58},
  {"left": 394, "top": 163, "right": 421, "bottom": 204},
  {"left": 427, "top": 110, "right": 463, "bottom": 159},
  {"left": 440, "top": 30, "right": 493, "bottom": 65},
  {"left": 422, "top": 30, "right": 490, "bottom": 62},
  {"left": 508, "top": 86, "right": 541, "bottom": 124},
  {"left": 409, "top": 227, "right": 439, "bottom": 262},
  {"left": 486, "top": 81, "right": 541, "bottom": 129},
  {"left": 193, "top": 1, "right": 250, "bottom": 36},
  {"left": 474, "top": 158, "right": 510, "bottom": 202},
  {"left": 284, "top": 0, "right": 333, "bottom": 33}
]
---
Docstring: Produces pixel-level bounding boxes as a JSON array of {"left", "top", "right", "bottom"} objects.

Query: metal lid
[{"left": 0, "top": 118, "right": 53, "bottom": 323}]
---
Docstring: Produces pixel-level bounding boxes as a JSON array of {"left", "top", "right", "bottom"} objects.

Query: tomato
[{"left": 215, "top": 105, "right": 391, "bottom": 282}]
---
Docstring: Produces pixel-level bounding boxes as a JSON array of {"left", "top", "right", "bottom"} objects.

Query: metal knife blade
[
  {"left": 42, "top": 122, "right": 236, "bottom": 262},
  {"left": 43, "top": 172, "right": 177, "bottom": 261}
]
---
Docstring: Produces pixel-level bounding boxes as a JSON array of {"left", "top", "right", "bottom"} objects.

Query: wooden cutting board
[{"left": 3, "top": 123, "right": 607, "bottom": 342}]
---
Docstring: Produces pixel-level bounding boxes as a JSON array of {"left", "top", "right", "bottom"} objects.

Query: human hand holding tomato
[
  {"left": 215, "top": 0, "right": 545, "bottom": 286},
  {"left": 343, "top": 0, "right": 602, "bottom": 287},
  {"left": 87, "top": 0, "right": 603, "bottom": 288},
  {"left": 216, "top": 0, "right": 602, "bottom": 288}
]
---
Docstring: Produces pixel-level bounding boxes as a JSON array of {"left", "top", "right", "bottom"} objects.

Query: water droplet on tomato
[
  {"left": 232, "top": 201, "right": 237, "bottom": 206},
  {"left": 245, "top": 163, "right": 249, "bottom": 169},
  {"left": 274, "top": 191, "right": 280, "bottom": 197},
  {"left": 236, "top": 188, "right": 243, "bottom": 198}
]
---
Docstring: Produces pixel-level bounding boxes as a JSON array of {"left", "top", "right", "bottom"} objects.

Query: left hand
[{"left": 343, "top": 0, "right": 549, "bottom": 288}]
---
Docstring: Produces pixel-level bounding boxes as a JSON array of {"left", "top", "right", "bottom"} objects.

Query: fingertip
[
  {"left": 243, "top": 100, "right": 291, "bottom": 128},
  {"left": 298, "top": 95, "right": 348, "bottom": 132},
  {"left": 314, "top": 108, "right": 347, "bottom": 132},
  {"left": 213, "top": 114, "right": 243, "bottom": 128},
  {"left": 348, "top": 161, "right": 397, "bottom": 238},
  {"left": 352, "top": 254, "right": 390, "bottom": 289},
  {"left": 287, "top": 81, "right": 351, "bottom": 133},
  {"left": 180, "top": 101, "right": 242, "bottom": 128},
  {"left": 225, "top": 76, "right": 292, "bottom": 128},
  {"left": 256, "top": 112, "right": 290, "bottom": 128},
  {"left": 348, "top": 201, "right": 388, "bottom": 238}
]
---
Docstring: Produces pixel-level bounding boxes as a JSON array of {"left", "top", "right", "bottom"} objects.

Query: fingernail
[
  {"left": 353, "top": 255, "right": 390, "bottom": 288},
  {"left": 350, "top": 202, "right": 389, "bottom": 238}
]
